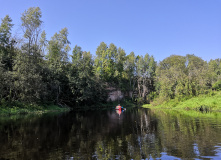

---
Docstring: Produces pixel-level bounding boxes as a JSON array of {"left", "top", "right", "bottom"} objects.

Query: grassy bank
[
  {"left": 151, "top": 108, "right": 221, "bottom": 120},
  {"left": 0, "top": 104, "right": 71, "bottom": 116},
  {"left": 143, "top": 91, "right": 221, "bottom": 112}
]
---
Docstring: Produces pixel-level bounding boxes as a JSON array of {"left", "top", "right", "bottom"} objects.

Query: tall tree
[
  {"left": 186, "top": 54, "right": 209, "bottom": 95},
  {"left": 135, "top": 54, "right": 156, "bottom": 101},
  {"left": 39, "top": 30, "right": 47, "bottom": 55},
  {"left": 0, "top": 15, "right": 15, "bottom": 71},
  {"left": 21, "top": 7, "right": 42, "bottom": 53},
  {"left": 94, "top": 42, "right": 127, "bottom": 86},
  {"left": 46, "top": 28, "right": 71, "bottom": 105},
  {"left": 71, "top": 45, "right": 82, "bottom": 64},
  {"left": 94, "top": 42, "right": 114, "bottom": 82},
  {"left": 124, "top": 52, "right": 136, "bottom": 90},
  {"left": 114, "top": 47, "right": 126, "bottom": 83},
  {"left": 95, "top": 42, "right": 108, "bottom": 57},
  {"left": 47, "top": 27, "right": 70, "bottom": 68},
  {"left": 0, "top": 15, "right": 16, "bottom": 103},
  {"left": 12, "top": 7, "right": 46, "bottom": 103},
  {"left": 70, "top": 47, "right": 106, "bottom": 105},
  {"left": 13, "top": 51, "right": 46, "bottom": 103},
  {"left": 156, "top": 55, "right": 187, "bottom": 99},
  {"left": 156, "top": 54, "right": 209, "bottom": 100},
  {"left": 0, "top": 15, "right": 14, "bottom": 46},
  {"left": 208, "top": 59, "right": 221, "bottom": 87}
]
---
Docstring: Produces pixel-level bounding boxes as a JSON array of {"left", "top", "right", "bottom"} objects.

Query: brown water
[{"left": 0, "top": 107, "right": 221, "bottom": 159}]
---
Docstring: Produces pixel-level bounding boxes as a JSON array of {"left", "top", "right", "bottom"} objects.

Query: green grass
[
  {"left": 143, "top": 91, "right": 221, "bottom": 112},
  {"left": 0, "top": 104, "right": 71, "bottom": 116},
  {"left": 151, "top": 108, "right": 221, "bottom": 119}
]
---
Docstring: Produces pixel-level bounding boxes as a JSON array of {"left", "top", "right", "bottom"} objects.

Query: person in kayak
[{"left": 116, "top": 104, "right": 121, "bottom": 110}]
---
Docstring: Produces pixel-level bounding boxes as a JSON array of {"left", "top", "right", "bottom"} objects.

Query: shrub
[{"left": 212, "top": 80, "right": 221, "bottom": 91}]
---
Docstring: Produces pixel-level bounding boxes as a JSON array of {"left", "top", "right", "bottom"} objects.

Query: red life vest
[{"left": 116, "top": 105, "right": 121, "bottom": 110}]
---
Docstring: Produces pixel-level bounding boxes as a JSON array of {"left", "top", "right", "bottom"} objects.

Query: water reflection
[
  {"left": 0, "top": 108, "right": 221, "bottom": 159},
  {"left": 115, "top": 108, "right": 122, "bottom": 117}
]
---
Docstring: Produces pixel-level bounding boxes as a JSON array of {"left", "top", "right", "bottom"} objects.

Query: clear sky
[{"left": 1, "top": 0, "right": 221, "bottom": 62}]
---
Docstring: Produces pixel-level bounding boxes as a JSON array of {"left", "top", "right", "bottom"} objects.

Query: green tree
[
  {"left": 124, "top": 52, "right": 136, "bottom": 90},
  {"left": 12, "top": 7, "right": 47, "bottom": 103},
  {"left": 208, "top": 59, "right": 221, "bottom": 88},
  {"left": 156, "top": 54, "right": 209, "bottom": 100},
  {"left": 69, "top": 47, "right": 107, "bottom": 105},
  {"left": 47, "top": 28, "right": 70, "bottom": 68},
  {"left": 114, "top": 47, "right": 126, "bottom": 85},
  {"left": 21, "top": 7, "right": 42, "bottom": 53},
  {"left": 71, "top": 45, "right": 82, "bottom": 64},
  {"left": 94, "top": 42, "right": 127, "bottom": 89},
  {"left": 156, "top": 55, "right": 187, "bottom": 100},
  {"left": 0, "top": 15, "right": 15, "bottom": 71},
  {"left": 135, "top": 54, "right": 156, "bottom": 102},
  {"left": 0, "top": 15, "right": 14, "bottom": 46},
  {"left": 13, "top": 51, "right": 46, "bottom": 103},
  {"left": 94, "top": 42, "right": 114, "bottom": 82},
  {"left": 39, "top": 30, "right": 47, "bottom": 55},
  {"left": 45, "top": 28, "right": 71, "bottom": 105},
  {"left": 0, "top": 15, "right": 16, "bottom": 103},
  {"left": 186, "top": 54, "right": 209, "bottom": 95}
]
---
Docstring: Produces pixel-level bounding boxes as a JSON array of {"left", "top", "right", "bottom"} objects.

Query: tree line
[{"left": 0, "top": 7, "right": 221, "bottom": 108}]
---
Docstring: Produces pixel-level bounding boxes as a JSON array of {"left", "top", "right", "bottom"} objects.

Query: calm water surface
[{"left": 0, "top": 107, "right": 221, "bottom": 160}]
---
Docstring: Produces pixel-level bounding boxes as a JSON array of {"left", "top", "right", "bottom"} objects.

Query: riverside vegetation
[
  {"left": 1, "top": 7, "right": 221, "bottom": 114},
  {"left": 143, "top": 91, "right": 221, "bottom": 112}
]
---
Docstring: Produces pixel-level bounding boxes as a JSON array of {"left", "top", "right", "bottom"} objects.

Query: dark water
[{"left": 0, "top": 108, "right": 221, "bottom": 160}]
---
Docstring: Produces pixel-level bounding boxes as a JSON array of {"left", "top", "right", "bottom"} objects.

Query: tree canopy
[{"left": 0, "top": 7, "right": 220, "bottom": 108}]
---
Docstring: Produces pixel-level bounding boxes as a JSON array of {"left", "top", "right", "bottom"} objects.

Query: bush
[
  {"left": 136, "top": 97, "right": 144, "bottom": 105},
  {"left": 0, "top": 98, "right": 7, "bottom": 108},
  {"left": 146, "top": 91, "right": 158, "bottom": 103},
  {"left": 212, "top": 80, "right": 221, "bottom": 91}
]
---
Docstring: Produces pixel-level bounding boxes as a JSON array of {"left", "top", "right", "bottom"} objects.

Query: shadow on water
[{"left": 0, "top": 107, "right": 221, "bottom": 159}]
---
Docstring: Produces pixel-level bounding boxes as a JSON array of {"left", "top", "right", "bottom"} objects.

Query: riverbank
[
  {"left": 0, "top": 100, "right": 136, "bottom": 115},
  {"left": 0, "top": 104, "right": 71, "bottom": 116},
  {"left": 143, "top": 91, "right": 221, "bottom": 112}
]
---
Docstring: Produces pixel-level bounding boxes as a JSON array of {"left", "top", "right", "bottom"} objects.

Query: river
[{"left": 0, "top": 107, "right": 221, "bottom": 159}]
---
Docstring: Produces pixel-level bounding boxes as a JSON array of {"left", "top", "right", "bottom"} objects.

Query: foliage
[
  {"left": 143, "top": 90, "right": 221, "bottom": 112},
  {"left": 0, "top": 103, "right": 70, "bottom": 116},
  {"left": 212, "top": 80, "right": 221, "bottom": 90},
  {"left": 69, "top": 46, "right": 107, "bottom": 105},
  {"left": 1, "top": 7, "right": 221, "bottom": 110},
  {"left": 21, "top": 7, "right": 42, "bottom": 48},
  {"left": 156, "top": 54, "right": 211, "bottom": 101}
]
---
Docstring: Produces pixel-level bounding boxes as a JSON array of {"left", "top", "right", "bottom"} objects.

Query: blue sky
[{"left": 1, "top": 0, "right": 221, "bottom": 62}]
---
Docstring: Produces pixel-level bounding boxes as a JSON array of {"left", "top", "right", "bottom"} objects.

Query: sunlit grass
[
  {"left": 151, "top": 108, "right": 221, "bottom": 119},
  {"left": 143, "top": 91, "right": 221, "bottom": 112}
]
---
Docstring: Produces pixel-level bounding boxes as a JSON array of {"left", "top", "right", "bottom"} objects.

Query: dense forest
[{"left": 0, "top": 7, "right": 221, "bottom": 108}]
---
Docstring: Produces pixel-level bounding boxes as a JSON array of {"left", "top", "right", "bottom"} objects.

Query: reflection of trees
[
  {"left": 67, "top": 108, "right": 162, "bottom": 159},
  {"left": 0, "top": 113, "right": 73, "bottom": 160},
  {"left": 152, "top": 110, "right": 221, "bottom": 159},
  {"left": 0, "top": 109, "right": 220, "bottom": 159},
  {"left": 0, "top": 109, "right": 161, "bottom": 159}
]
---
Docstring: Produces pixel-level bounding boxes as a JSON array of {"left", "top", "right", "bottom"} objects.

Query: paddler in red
[{"left": 116, "top": 104, "right": 121, "bottom": 110}]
